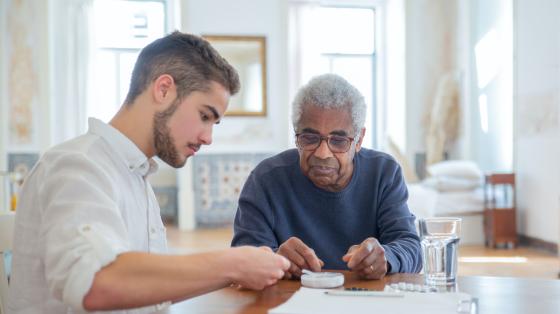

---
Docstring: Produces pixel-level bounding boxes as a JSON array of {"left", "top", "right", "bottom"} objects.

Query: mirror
[{"left": 204, "top": 35, "right": 267, "bottom": 116}]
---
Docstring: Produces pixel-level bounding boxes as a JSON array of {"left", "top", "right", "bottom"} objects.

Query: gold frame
[{"left": 203, "top": 35, "right": 267, "bottom": 117}]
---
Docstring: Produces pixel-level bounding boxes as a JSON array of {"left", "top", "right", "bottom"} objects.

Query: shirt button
[{"left": 150, "top": 227, "right": 156, "bottom": 234}]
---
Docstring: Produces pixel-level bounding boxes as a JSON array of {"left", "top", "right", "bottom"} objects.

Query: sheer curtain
[
  {"left": 287, "top": 1, "right": 322, "bottom": 145},
  {"left": 49, "top": 0, "right": 93, "bottom": 145}
]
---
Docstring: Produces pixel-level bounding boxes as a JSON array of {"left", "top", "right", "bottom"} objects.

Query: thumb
[
  {"left": 278, "top": 255, "right": 290, "bottom": 270},
  {"left": 342, "top": 253, "right": 352, "bottom": 262}
]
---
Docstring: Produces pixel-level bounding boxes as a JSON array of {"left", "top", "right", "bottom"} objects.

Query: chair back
[{"left": 0, "top": 212, "right": 15, "bottom": 314}]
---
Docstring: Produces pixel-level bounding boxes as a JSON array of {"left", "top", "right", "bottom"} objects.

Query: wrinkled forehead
[{"left": 297, "top": 104, "right": 354, "bottom": 134}]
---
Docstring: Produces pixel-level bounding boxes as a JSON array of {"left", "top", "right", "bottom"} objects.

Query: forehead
[{"left": 298, "top": 105, "right": 353, "bottom": 133}]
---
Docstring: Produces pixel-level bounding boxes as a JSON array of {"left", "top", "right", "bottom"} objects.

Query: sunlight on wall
[{"left": 474, "top": 29, "right": 500, "bottom": 90}]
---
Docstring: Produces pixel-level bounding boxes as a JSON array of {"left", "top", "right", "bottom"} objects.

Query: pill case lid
[{"left": 301, "top": 272, "right": 344, "bottom": 289}]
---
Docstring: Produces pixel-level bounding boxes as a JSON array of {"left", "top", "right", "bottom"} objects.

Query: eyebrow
[
  {"left": 203, "top": 105, "right": 221, "bottom": 124},
  {"left": 301, "top": 128, "right": 349, "bottom": 136}
]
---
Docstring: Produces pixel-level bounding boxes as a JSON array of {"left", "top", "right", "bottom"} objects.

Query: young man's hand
[{"left": 230, "top": 246, "right": 290, "bottom": 290}]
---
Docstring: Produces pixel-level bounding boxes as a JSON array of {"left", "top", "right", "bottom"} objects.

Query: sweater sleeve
[
  {"left": 376, "top": 164, "right": 423, "bottom": 273},
  {"left": 231, "top": 171, "right": 279, "bottom": 250}
]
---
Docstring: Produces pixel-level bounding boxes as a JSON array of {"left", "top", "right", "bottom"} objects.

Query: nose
[
  {"left": 200, "top": 125, "right": 213, "bottom": 145},
  {"left": 313, "top": 138, "right": 333, "bottom": 159}
]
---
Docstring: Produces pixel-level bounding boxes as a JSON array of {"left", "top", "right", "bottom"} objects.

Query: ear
[
  {"left": 152, "top": 74, "right": 176, "bottom": 106},
  {"left": 355, "top": 128, "right": 366, "bottom": 152}
]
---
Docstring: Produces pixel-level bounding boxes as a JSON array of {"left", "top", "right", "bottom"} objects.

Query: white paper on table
[{"left": 269, "top": 287, "right": 472, "bottom": 314}]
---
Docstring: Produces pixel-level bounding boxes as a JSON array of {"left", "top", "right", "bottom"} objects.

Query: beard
[{"left": 153, "top": 98, "right": 185, "bottom": 168}]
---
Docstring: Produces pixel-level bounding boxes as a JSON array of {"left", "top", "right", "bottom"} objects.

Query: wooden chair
[{"left": 0, "top": 212, "right": 15, "bottom": 314}]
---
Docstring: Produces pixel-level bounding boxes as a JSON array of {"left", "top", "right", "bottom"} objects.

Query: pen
[{"left": 324, "top": 290, "right": 405, "bottom": 298}]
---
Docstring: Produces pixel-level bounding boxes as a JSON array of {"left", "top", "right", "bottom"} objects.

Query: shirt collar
[{"left": 87, "top": 118, "right": 158, "bottom": 177}]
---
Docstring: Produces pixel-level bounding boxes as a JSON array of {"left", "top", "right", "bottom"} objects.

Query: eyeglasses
[{"left": 295, "top": 133, "right": 355, "bottom": 153}]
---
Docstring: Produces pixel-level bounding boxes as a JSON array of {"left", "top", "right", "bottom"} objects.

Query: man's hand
[
  {"left": 342, "top": 237, "right": 387, "bottom": 280},
  {"left": 230, "top": 246, "right": 290, "bottom": 290},
  {"left": 277, "top": 237, "right": 324, "bottom": 279}
]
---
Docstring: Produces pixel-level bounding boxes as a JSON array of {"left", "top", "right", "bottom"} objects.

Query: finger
[
  {"left": 277, "top": 255, "right": 291, "bottom": 271},
  {"left": 319, "top": 258, "right": 325, "bottom": 268},
  {"left": 288, "top": 259, "right": 303, "bottom": 277},
  {"left": 357, "top": 244, "right": 386, "bottom": 270},
  {"left": 342, "top": 245, "right": 359, "bottom": 262},
  {"left": 259, "top": 246, "right": 273, "bottom": 252},
  {"left": 279, "top": 246, "right": 308, "bottom": 270},
  {"left": 347, "top": 239, "right": 377, "bottom": 269},
  {"left": 292, "top": 241, "right": 321, "bottom": 272}
]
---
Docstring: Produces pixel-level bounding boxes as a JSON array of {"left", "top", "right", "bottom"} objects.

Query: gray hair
[{"left": 292, "top": 74, "right": 366, "bottom": 140}]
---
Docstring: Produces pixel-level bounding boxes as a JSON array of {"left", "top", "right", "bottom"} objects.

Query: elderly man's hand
[
  {"left": 342, "top": 237, "right": 388, "bottom": 280},
  {"left": 277, "top": 237, "right": 324, "bottom": 279}
]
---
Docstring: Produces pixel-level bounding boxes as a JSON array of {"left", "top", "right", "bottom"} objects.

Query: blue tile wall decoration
[
  {"left": 153, "top": 186, "right": 178, "bottom": 224},
  {"left": 192, "top": 153, "right": 272, "bottom": 228}
]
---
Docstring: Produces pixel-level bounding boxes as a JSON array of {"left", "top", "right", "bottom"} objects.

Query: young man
[
  {"left": 232, "top": 74, "right": 422, "bottom": 280},
  {"left": 8, "top": 32, "right": 289, "bottom": 313}
]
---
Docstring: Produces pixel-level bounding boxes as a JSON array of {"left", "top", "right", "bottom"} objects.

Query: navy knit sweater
[{"left": 231, "top": 148, "right": 422, "bottom": 273}]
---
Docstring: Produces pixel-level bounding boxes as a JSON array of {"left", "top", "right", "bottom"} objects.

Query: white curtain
[
  {"left": 50, "top": 0, "right": 93, "bottom": 145},
  {"left": 287, "top": 1, "right": 322, "bottom": 101},
  {"left": 287, "top": 1, "right": 322, "bottom": 142}
]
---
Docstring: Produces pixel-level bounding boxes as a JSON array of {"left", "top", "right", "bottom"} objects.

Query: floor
[{"left": 166, "top": 226, "right": 560, "bottom": 279}]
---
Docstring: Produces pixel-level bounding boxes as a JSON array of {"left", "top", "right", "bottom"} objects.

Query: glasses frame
[{"left": 295, "top": 133, "right": 355, "bottom": 153}]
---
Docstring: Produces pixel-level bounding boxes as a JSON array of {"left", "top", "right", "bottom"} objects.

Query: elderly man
[{"left": 232, "top": 74, "right": 421, "bottom": 280}]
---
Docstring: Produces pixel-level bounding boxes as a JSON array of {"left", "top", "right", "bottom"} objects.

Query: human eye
[
  {"left": 200, "top": 111, "right": 210, "bottom": 122},
  {"left": 300, "top": 133, "right": 320, "bottom": 145},
  {"left": 329, "top": 136, "right": 348, "bottom": 147}
]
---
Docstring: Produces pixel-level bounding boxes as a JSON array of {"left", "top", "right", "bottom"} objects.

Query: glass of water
[{"left": 419, "top": 217, "right": 461, "bottom": 286}]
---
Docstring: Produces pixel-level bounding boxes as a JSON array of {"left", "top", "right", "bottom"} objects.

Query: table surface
[{"left": 170, "top": 272, "right": 560, "bottom": 314}]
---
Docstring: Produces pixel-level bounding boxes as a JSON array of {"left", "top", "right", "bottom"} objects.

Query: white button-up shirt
[{"left": 8, "top": 118, "right": 169, "bottom": 313}]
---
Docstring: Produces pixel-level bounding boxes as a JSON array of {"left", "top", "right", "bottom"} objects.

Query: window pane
[
  {"left": 328, "top": 56, "right": 373, "bottom": 107},
  {"left": 316, "top": 7, "right": 374, "bottom": 54},
  {"left": 89, "top": 50, "right": 118, "bottom": 122},
  {"left": 94, "top": 0, "right": 165, "bottom": 49},
  {"left": 119, "top": 52, "right": 139, "bottom": 104}
]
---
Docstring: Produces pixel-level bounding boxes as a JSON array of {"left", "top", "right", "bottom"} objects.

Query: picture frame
[{"left": 203, "top": 35, "right": 267, "bottom": 117}]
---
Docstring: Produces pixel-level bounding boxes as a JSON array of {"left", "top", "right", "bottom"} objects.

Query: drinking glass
[{"left": 419, "top": 217, "right": 461, "bottom": 286}]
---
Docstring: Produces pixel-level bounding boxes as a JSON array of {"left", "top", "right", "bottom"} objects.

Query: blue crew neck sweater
[{"left": 231, "top": 148, "right": 422, "bottom": 273}]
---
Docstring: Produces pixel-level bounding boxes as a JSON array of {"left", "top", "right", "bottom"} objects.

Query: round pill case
[{"left": 300, "top": 272, "right": 345, "bottom": 289}]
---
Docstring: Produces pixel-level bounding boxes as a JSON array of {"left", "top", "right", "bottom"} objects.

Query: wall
[
  {"left": 404, "top": 0, "right": 457, "bottom": 165},
  {"left": 467, "top": 0, "right": 513, "bottom": 173},
  {"left": 177, "top": 0, "right": 289, "bottom": 229},
  {"left": 181, "top": 0, "right": 290, "bottom": 153},
  {"left": 514, "top": 0, "right": 560, "bottom": 245},
  {"left": 0, "top": 0, "right": 6, "bottom": 210},
  {"left": 0, "top": 0, "right": 51, "bottom": 211}
]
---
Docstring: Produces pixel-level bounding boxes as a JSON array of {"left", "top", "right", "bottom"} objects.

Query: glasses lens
[
  {"left": 298, "top": 134, "right": 320, "bottom": 149},
  {"left": 328, "top": 136, "right": 350, "bottom": 152}
]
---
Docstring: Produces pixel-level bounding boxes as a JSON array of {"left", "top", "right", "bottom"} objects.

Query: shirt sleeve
[
  {"left": 376, "top": 164, "right": 423, "bottom": 273},
  {"left": 231, "top": 171, "right": 279, "bottom": 250},
  {"left": 39, "top": 153, "right": 130, "bottom": 311}
]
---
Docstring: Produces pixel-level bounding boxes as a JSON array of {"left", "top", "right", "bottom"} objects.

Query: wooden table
[{"left": 170, "top": 272, "right": 560, "bottom": 313}]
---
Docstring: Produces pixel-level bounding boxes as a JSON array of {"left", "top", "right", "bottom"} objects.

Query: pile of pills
[{"left": 384, "top": 282, "right": 438, "bottom": 293}]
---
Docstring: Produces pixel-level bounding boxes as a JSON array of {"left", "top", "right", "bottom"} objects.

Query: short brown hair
[{"left": 124, "top": 31, "right": 240, "bottom": 105}]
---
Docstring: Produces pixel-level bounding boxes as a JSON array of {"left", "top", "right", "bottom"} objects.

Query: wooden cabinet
[{"left": 483, "top": 173, "right": 517, "bottom": 248}]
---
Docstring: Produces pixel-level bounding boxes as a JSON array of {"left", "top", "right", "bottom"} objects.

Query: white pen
[{"left": 324, "top": 290, "right": 405, "bottom": 298}]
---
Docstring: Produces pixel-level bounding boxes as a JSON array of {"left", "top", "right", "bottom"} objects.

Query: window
[
  {"left": 88, "top": 0, "right": 167, "bottom": 123},
  {"left": 291, "top": 6, "right": 377, "bottom": 148}
]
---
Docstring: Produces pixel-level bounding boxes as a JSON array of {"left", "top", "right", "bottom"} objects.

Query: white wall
[
  {"left": 467, "top": 0, "right": 513, "bottom": 173},
  {"left": 514, "top": 0, "right": 560, "bottom": 245},
  {"left": 181, "top": 0, "right": 290, "bottom": 153},
  {"left": 177, "top": 0, "right": 289, "bottom": 229},
  {"left": 0, "top": 0, "right": 7, "bottom": 210},
  {"left": 404, "top": 0, "right": 457, "bottom": 165},
  {"left": 0, "top": 0, "right": 51, "bottom": 210}
]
